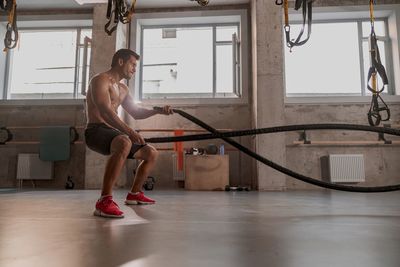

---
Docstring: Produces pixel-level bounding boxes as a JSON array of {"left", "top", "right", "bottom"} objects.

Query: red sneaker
[
  {"left": 94, "top": 196, "right": 124, "bottom": 218},
  {"left": 125, "top": 191, "right": 156, "bottom": 205}
]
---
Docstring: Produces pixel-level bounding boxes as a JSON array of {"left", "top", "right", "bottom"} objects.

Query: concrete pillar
[
  {"left": 89, "top": 4, "right": 129, "bottom": 75},
  {"left": 85, "top": 4, "right": 129, "bottom": 189},
  {"left": 251, "top": 0, "right": 286, "bottom": 190}
]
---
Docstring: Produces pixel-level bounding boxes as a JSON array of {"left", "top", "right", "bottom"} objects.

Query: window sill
[
  {"left": 285, "top": 95, "right": 400, "bottom": 105},
  {"left": 0, "top": 99, "right": 85, "bottom": 106},
  {"left": 137, "top": 97, "right": 248, "bottom": 106}
]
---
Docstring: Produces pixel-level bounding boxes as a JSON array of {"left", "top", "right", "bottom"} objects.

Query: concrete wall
[
  {"left": 280, "top": 1, "right": 400, "bottom": 190},
  {"left": 1, "top": 0, "right": 399, "bottom": 192},
  {"left": 251, "top": 0, "right": 286, "bottom": 191},
  {"left": 0, "top": 105, "right": 86, "bottom": 189},
  {"left": 0, "top": 12, "right": 91, "bottom": 189},
  {"left": 285, "top": 104, "right": 400, "bottom": 190}
]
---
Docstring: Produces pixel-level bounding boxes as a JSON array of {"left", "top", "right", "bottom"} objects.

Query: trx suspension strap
[
  {"left": 105, "top": 0, "right": 136, "bottom": 36},
  {"left": 3, "top": 0, "right": 18, "bottom": 51},
  {"left": 104, "top": 0, "right": 208, "bottom": 35},
  {"left": 367, "top": 0, "right": 390, "bottom": 126},
  {"left": 192, "top": 0, "right": 210, "bottom": 6},
  {"left": 0, "top": 0, "right": 12, "bottom": 11},
  {"left": 278, "top": 0, "right": 314, "bottom": 51}
]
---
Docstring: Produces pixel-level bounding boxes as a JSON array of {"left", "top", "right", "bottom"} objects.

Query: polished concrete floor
[{"left": 0, "top": 189, "right": 400, "bottom": 267}]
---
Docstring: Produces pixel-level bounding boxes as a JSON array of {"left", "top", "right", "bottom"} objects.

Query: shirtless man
[{"left": 85, "top": 49, "right": 172, "bottom": 218}]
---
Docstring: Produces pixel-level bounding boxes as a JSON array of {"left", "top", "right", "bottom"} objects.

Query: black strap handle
[
  {"left": 368, "top": 94, "right": 390, "bottom": 126},
  {"left": 367, "top": 32, "right": 389, "bottom": 94}
]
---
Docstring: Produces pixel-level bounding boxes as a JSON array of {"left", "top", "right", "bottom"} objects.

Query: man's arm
[{"left": 121, "top": 92, "right": 172, "bottom": 120}]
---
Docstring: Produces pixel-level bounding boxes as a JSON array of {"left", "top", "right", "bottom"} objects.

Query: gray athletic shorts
[{"left": 85, "top": 123, "right": 147, "bottom": 159}]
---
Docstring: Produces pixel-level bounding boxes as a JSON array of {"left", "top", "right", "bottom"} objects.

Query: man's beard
[{"left": 124, "top": 72, "right": 133, "bottom": 80}]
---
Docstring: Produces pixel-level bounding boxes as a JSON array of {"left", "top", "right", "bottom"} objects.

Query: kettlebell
[
  {"left": 65, "top": 176, "right": 75, "bottom": 190},
  {"left": 205, "top": 144, "right": 218, "bottom": 155}
]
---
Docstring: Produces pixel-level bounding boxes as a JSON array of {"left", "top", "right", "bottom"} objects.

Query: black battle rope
[
  {"left": 149, "top": 107, "right": 400, "bottom": 193},
  {"left": 277, "top": 0, "right": 314, "bottom": 51},
  {"left": 105, "top": 0, "right": 136, "bottom": 36},
  {"left": 367, "top": 0, "right": 390, "bottom": 126},
  {"left": 3, "top": 0, "right": 18, "bottom": 51}
]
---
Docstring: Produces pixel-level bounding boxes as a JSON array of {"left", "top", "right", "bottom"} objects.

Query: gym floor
[{"left": 0, "top": 190, "right": 399, "bottom": 267}]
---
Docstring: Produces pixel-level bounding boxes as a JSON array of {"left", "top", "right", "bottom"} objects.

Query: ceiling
[{"left": 15, "top": 0, "right": 249, "bottom": 11}]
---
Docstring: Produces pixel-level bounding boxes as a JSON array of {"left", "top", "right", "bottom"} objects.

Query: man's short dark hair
[{"left": 111, "top": 49, "right": 140, "bottom": 68}]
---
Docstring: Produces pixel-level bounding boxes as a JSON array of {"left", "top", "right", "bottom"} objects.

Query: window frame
[
  {"left": 131, "top": 9, "right": 249, "bottom": 106},
  {"left": 0, "top": 16, "right": 93, "bottom": 106},
  {"left": 284, "top": 6, "right": 400, "bottom": 104},
  {"left": 139, "top": 22, "right": 240, "bottom": 100},
  {"left": 3, "top": 26, "right": 92, "bottom": 100}
]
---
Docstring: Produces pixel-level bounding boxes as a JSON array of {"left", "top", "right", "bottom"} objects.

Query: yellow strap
[
  {"left": 284, "top": 0, "right": 289, "bottom": 26},
  {"left": 369, "top": 0, "right": 375, "bottom": 25},
  {"left": 8, "top": 0, "right": 16, "bottom": 25},
  {"left": 3, "top": 0, "right": 16, "bottom": 52},
  {"left": 126, "top": 0, "right": 136, "bottom": 22},
  {"left": 372, "top": 72, "right": 377, "bottom": 94}
]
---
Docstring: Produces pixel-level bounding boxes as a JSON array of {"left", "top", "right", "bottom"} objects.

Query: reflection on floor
[{"left": 0, "top": 190, "right": 400, "bottom": 267}]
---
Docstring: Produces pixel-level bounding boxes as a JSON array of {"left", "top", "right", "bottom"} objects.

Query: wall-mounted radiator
[
  {"left": 322, "top": 154, "right": 365, "bottom": 183},
  {"left": 16, "top": 154, "right": 53, "bottom": 180}
]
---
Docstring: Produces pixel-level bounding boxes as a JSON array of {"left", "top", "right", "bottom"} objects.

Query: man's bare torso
[{"left": 86, "top": 73, "right": 128, "bottom": 125}]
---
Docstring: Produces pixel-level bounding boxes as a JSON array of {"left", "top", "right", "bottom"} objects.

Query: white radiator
[
  {"left": 328, "top": 154, "right": 365, "bottom": 183},
  {"left": 172, "top": 153, "right": 185, "bottom": 181},
  {"left": 16, "top": 154, "right": 53, "bottom": 180}
]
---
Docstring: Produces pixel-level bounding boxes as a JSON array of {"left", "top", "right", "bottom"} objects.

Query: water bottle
[{"left": 219, "top": 144, "right": 225, "bottom": 155}]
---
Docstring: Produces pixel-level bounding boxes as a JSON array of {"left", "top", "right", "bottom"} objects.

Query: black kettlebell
[
  {"left": 143, "top": 176, "right": 155, "bottom": 191},
  {"left": 205, "top": 144, "right": 218, "bottom": 155},
  {"left": 65, "top": 176, "right": 75, "bottom": 190}
]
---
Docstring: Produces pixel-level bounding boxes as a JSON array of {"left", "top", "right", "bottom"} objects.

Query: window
[
  {"left": 139, "top": 23, "right": 240, "bottom": 99},
  {"left": 5, "top": 27, "right": 92, "bottom": 100},
  {"left": 284, "top": 18, "right": 393, "bottom": 97},
  {"left": 132, "top": 10, "right": 248, "bottom": 104}
]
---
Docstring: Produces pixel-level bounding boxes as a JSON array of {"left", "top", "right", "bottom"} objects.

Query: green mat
[{"left": 39, "top": 126, "right": 71, "bottom": 161}]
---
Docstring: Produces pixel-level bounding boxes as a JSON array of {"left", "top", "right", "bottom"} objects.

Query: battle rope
[
  {"left": 277, "top": 0, "right": 314, "bottom": 51},
  {"left": 148, "top": 107, "right": 400, "bottom": 193},
  {"left": 2, "top": 0, "right": 18, "bottom": 51},
  {"left": 105, "top": 0, "right": 136, "bottom": 36},
  {"left": 367, "top": 0, "right": 390, "bottom": 126}
]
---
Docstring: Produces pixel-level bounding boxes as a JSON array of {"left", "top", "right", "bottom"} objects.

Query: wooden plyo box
[{"left": 184, "top": 155, "right": 229, "bottom": 191}]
